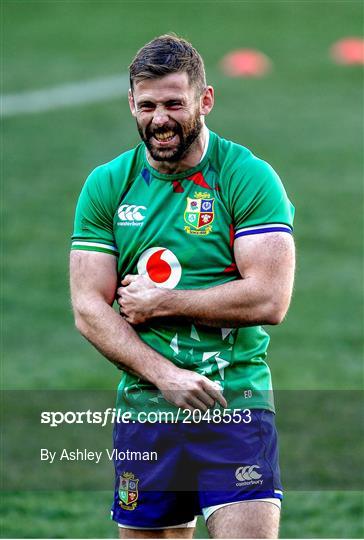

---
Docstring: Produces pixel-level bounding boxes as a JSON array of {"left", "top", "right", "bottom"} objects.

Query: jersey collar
[{"left": 143, "top": 128, "right": 215, "bottom": 181}]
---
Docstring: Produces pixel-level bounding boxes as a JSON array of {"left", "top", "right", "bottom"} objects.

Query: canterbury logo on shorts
[{"left": 235, "top": 465, "right": 262, "bottom": 481}]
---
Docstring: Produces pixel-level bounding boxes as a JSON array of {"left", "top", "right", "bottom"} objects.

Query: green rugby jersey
[{"left": 72, "top": 129, "right": 294, "bottom": 415}]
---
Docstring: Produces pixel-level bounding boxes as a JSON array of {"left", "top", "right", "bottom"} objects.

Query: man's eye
[
  {"left": 167, "top": 102, "right": 182, "bottom": 109},
  {"left": 139, "top": 104, "right": 154, "bottom": 111}
]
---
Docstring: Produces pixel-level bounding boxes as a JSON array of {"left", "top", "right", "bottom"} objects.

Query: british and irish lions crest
[
  {"left": 184, "top": 192, "right": 214, "bottom": 236},
  {"left": 118, "top": 472, "right": 139, "bottom": 510}
]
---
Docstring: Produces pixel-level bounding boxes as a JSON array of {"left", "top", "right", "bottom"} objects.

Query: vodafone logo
[{"left": 137, "top": 247, "right": 182, "bottom": 289}]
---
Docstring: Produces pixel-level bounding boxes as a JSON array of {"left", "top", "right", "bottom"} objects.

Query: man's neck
[{"left": 146, "top": 124, "right": 209, "bottom": 175}]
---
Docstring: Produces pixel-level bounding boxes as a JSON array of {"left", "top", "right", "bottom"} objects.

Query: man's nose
[{"left": 152, "top": 107, "right": 169, "bottom": 126}]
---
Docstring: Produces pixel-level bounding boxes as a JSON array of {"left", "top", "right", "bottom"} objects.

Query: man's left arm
[{"left": 118, "top": 231, "right": 295, "bottom": 327}]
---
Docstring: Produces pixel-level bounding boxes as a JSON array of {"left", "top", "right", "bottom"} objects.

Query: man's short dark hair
[{"left": 129, "top": 34, "right": 206, "bottom": 94}]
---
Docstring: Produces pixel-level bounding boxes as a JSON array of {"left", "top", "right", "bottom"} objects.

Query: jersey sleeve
[
  {"left": 229, "top": 156, "right": 295, "bottom": 240},
  {"left": 71, "top": 166, "right": 119, "bottom": 256}
]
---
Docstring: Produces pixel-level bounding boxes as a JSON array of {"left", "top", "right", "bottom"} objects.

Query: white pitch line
[{"left": 1, "top": 74, "right": 130, "bottom": 117}]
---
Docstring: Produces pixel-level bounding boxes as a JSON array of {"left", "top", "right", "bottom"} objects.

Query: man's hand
[
  {"left": 157, "top": 366, "right": 228, "bottom": 412},
  {"left": 71, "top": 252, "right": 219, "bottom": 405},
  {"left": 117, "top": 274, "right": 164, "bottom": 325},
  {"left": 117, "top": 233, "right": 295, "bottom": 328},
  {"left": 117, "top": 275, "right": 228, "bottom": 411}
]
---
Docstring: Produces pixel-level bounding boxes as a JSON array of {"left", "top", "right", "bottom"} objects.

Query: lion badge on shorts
[{"left": 118, "top": 472, "right": 139, "bottom": 510}]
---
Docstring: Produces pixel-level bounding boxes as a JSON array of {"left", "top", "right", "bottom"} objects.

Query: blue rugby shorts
[{"left": 110, "top": 409, "right": 282, "bottom": 528}]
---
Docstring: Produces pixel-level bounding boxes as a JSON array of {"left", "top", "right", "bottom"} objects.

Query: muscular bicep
[
  {"left": 70, "top": 250, "right": 118, "bottom": 312},
  {"left": 234, "top": 232, "right": 295, "bottom": 315}
]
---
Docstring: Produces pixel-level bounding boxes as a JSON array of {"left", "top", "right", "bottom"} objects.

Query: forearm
[
  {"left": 74, "top": 298, "right": 176, "bottom": 385},
  {"left": 155, "top": 278, "right": 287, "bottom": 327},
  {"left": 73, "top": 295, "right": 228, "bottom": 411},
  {"left": 70, "top": 251, "right": 228, "bottom": 412}
]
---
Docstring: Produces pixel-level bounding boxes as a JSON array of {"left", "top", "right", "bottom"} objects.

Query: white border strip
[
  {"left": 236, "top": 223, "right": 292, "bottom": 234},
  {"left": 1, "top": 74, "right": 129, "bottom": 117},
  {"left": 72, "top": 241, "right": 118, "bottom": 252},
  {"left": 117, "top": 518, "right": 197, "bottom": 530},
  {"left": 202, "top": 497, "right": 282, "bottom": 522}
]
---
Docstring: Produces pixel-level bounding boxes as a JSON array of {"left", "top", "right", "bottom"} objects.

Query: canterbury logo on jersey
[
  {"left": 235, "top": 465, "right": 262, "bottom": 481},
  {"left": 117, "top": 204, "right": 147, "bottom": 226}
]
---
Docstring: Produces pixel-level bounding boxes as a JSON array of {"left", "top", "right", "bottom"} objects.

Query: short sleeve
[
  {"left": 229, "top": 156, "right": 295, "bottom": 240},
  {"left": 71, "top": 166, "right": 119, "bottom": 256}
]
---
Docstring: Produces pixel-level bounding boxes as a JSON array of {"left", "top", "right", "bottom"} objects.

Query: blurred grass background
[{"left": 1, "top": 0, "right": 363, "bottom": 537}]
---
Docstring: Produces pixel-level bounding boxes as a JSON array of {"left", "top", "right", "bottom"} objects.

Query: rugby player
[{"left": 70, "top": 34, "right": 295, "bottom": 539}]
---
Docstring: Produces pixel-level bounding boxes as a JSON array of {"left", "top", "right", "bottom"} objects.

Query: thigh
[{"left": 207, "top": 500, "right": 280, "bottom": 539}]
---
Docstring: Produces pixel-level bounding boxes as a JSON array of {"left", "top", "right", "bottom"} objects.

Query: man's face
[{"left": 129, "top": 72, "right": 204, "bottom": 162}]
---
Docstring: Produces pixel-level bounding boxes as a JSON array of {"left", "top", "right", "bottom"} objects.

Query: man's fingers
[
  {"left": 202, "top": 380, "right": 228, "bottom": 408},
  {"left": 121, "top": 274, "right": 139, "bottom": 286},
  {"left": 214, "top": 390, "right": 227, "bottom": 409},
  {"left": 216, "top": 392, "right": 228, "bottom": 409},
  {"left": 176, "top": 403, "right": 195, "bottom": 414},
  {"left": 192, "top": 391, "right": 215, "bottom": 409},
  {"left": 117, "top": 296, "right": 129, "bottom": 310},
  {"left": 117, "top": 287, "right": 130, "bottom": 299},
  {"left": 185, "top": 395, "right": 209, "bottom": 412}
]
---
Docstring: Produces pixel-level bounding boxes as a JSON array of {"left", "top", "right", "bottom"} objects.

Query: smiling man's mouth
[{"left": 153, "top": 130, "right": 176, "bottom": 142}]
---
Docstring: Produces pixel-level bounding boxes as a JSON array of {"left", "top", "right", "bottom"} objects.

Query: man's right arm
[{"left": 70, "top": 250, "right": 227, "bottom": 412}]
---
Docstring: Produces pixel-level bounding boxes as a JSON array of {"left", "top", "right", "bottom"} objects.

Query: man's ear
[
  {"left": 128, "top": 89, "right": 137, "bottom": 117},
  {"left": 200, "top": 86, "right": 214, "bottom": 117}
]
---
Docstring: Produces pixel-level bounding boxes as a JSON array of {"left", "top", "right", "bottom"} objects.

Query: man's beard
[{"left": 137, "top": 111, "right": 203, "bottom": 163}]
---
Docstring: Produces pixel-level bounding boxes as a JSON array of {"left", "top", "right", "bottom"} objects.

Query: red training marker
[
  {"left": 331, "top": 37, "right": 364, "bottom": 65},
  {"left": 220, "top": 49, "right": 272, "bottom": 78}
]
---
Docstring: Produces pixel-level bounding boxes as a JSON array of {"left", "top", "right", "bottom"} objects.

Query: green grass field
[{"left": 2, "top": 0, "right": 363, "bottom": 538}]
